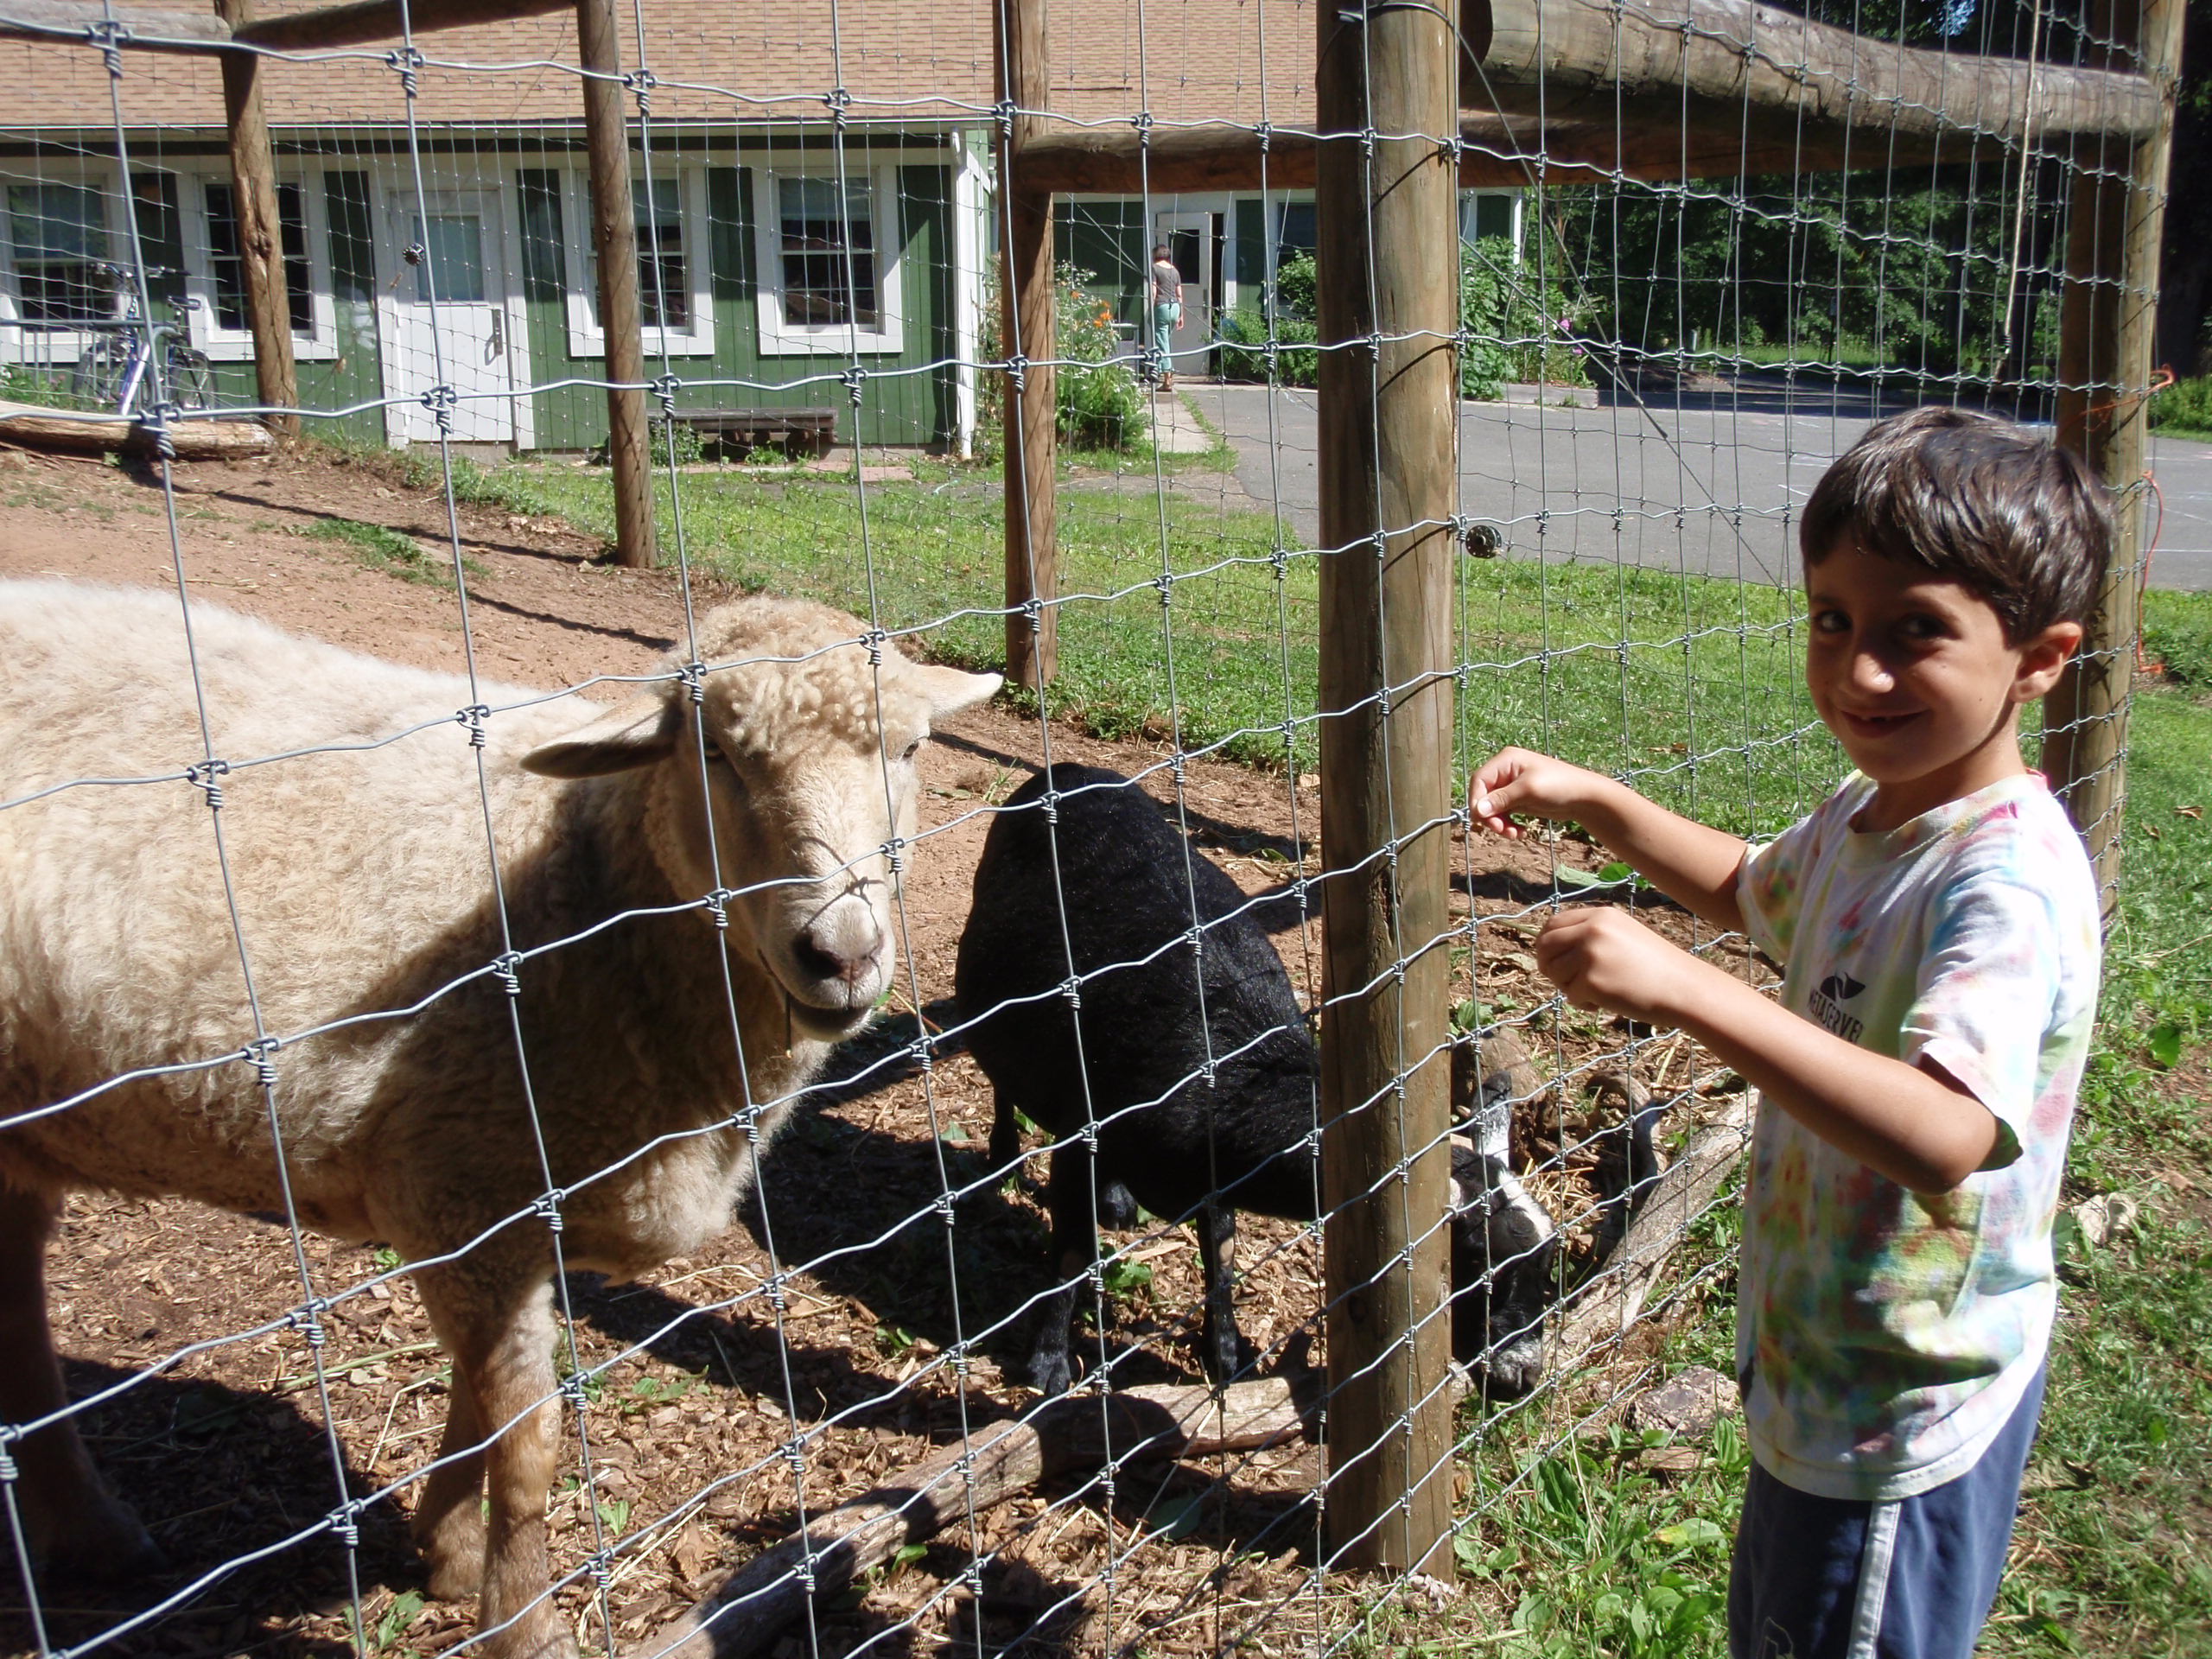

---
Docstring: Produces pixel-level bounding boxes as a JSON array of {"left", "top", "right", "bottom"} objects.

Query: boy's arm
[
  {"left": 1537, "top": 908, "right": 2000, "bottom": 1193},
  {"left": 1472, "top": 748, "right": 1750, "bottom": 933}
]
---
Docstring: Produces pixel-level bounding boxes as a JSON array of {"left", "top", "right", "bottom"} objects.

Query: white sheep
[{"left": 0, "top": 579, "right": 999, "bottom": 1659}]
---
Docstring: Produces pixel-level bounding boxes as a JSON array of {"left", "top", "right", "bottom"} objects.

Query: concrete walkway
[{"left": 1176, "top": 379, "right": 2212, "bottom": 590}]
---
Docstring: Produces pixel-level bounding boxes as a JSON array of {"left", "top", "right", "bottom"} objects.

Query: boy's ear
[{"left": 2012, "top": 620, "right": 2083, "bottom": 702}]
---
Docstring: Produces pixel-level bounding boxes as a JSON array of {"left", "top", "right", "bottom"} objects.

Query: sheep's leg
[
  {"left": 0, "top": 1184, "right": 162, "bottom": 1580},
  {"left": 1192, "top": 1202, "right": 1251, "bottom": 1386},
  {"left": 1028, "top": 1141, "right": 1108, "bottom": 1397},
  {"left": 416, "top": 1268, "right": 574, "bottom": 1659},
  {"left": 410, "top": 1344, "right": 488, "bottom": 1599},
  {"left": 988, "top": 1090, "right": 1021, "bottom": 1176}
]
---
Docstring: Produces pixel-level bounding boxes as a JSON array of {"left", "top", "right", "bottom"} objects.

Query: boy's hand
[
  {"left": 1534, "top": 906, "right": 1700, "bottom": 1027},
  {"left": 1470, "top": 747, "right": 1611, "bottom": 839}
]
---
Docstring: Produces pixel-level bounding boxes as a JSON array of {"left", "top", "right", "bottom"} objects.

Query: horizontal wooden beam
[
  {"left": 1464, "top": 0, "right": 2161, "bottom": 149},
  {"left": 1016, "top": 107, "right": 1987, "bottom": 194},
  {"left": 233, "top": 0, "right": 570, "bottom": 51},
  {"left": 0, "top": 0, "right": 227, "bottom": 48},
  {"left": 0, "top": 0, "right": 574, "bottom": 54}
]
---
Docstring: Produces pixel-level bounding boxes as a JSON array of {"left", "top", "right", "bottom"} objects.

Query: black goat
[{"left": 953, "top": 764, "right": 1560, "bottom": 1396}]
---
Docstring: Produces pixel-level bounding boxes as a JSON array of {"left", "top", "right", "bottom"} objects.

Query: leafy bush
[
  {"left": 976, "top": 257, "right": 1149, "bottom": 455},
  {"left": 1459, "top": 236, "right": 1588, "bottom": 400},
  {"left": 2150, "top": 374, "right": 2212, "bottom": 439},
  {"left": 1217, "top": 306, "right": 1321, "bottom": 386}
]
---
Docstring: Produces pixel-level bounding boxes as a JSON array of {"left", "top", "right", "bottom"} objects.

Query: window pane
[
  {"left": 10, "top": 182, "right": 111, "bottom": 323},
  {"left": 207, "top": 181, "right": 311, "bottom": 334},
  {"left": 411, "top": 212, "right": 486, "bottom": 303},
  {"left": 635, "top": 175, "right": 686, "bottom": 329},
  {"left": 779, "top": 175, "right": 878, "bottom": 328}
]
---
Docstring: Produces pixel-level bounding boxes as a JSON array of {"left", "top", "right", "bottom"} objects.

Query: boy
[{"left": 1470, "top": 406, "right": 2112, "bottom": 1658}]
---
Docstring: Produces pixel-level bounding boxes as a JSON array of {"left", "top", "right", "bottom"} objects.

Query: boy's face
[{"left": 1804, "top": 539, "right": 2081, "bottom": 830}]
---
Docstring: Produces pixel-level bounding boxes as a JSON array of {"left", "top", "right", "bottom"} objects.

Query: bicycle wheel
[
  {"left": 163, "top": 342, "right": 213, "bottom": 413},
  {"left": 69, "top": 333, "right": 125, "bottom": 410}
]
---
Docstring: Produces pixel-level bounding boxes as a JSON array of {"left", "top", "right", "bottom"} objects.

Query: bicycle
[{"left": 67, "top": 264, "right": 213, "bottom": 418}]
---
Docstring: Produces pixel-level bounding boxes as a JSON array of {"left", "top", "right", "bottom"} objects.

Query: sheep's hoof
[
  {"left": 1027, "top": 1347, "right": 1074, "bottom": 1398},
  {"left": 1096, "top": 1183, "right": 1139, "bottom": 1230},
  {"left": 416, "top": 1512, "right": 487, "bottom": 1602}
]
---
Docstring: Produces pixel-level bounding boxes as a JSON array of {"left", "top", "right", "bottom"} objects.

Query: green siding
[
  {"left": 520, "top": 157, "right": 957, "bottom": 452},
  {"left": 1054, "top": 200, "right": 1147, "bottom": 328}
]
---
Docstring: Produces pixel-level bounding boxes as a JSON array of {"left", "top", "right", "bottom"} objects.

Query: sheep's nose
[{"left": 795, "top": 920, "right": 882, "bottom": 988}]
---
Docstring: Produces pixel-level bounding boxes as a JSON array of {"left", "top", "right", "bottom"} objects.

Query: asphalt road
[{"left": 1184, "top": 380, "right": 2212, "bottom": 591}]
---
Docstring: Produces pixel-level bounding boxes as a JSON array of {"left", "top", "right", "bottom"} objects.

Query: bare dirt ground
[{"left": 0, "top": 445, "right": 1753, "bottom": 1659}]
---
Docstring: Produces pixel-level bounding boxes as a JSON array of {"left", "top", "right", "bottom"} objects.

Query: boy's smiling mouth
[{"left": 1834, "top": 706, "right": 1921, "bottom": 739}]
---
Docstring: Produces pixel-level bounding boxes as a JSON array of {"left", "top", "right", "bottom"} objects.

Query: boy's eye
[
  {"left": 1897, "top": 613, "right": 1949, "bottom": 643},
  {"left": 1810, "top": 608, "right": 1849, "bottom": 635}
]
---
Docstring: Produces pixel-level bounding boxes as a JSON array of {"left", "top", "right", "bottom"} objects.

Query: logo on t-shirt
[{"left": 1809, "top": 971, "right": 1866, "bottom": 1044}]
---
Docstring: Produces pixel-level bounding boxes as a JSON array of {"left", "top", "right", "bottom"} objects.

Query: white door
[
  {"left": 388, "top": 189, "right": 516, "bottom": 442},
  {"left": 1155, "top": 212, "right": 1215, "bottom": 378}
]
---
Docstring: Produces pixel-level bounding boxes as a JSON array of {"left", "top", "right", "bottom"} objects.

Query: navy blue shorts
[{"left": 1728, "top": 1364, "right": 2047, "bottom": 1659}]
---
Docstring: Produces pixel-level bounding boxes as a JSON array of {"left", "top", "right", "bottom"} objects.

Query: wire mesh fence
[{"left": 0, "top": 0, "right": 2176, "bottom": 1654}]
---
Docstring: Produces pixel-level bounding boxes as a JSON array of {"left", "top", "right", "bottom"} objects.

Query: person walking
[{"left": 1150, "top": 244, "right": 1183, "bottom": 392}]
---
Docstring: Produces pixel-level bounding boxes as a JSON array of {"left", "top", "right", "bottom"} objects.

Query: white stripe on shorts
[{"left": 1847, "top": 1500, "right": 1903, "bottom": 1659}]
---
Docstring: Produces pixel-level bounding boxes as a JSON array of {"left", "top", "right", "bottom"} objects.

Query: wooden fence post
[
  {"left": 576, "top": 0, "right": 656, "bottom": 568},
  {"left": 1314, "top": 0, "right": 1459, "bottom": 1578},
  {"left": 996, "top": 0, "right": 1057, "bottom": 690},
  {"left": 213, "top": 0, "right": 298, "bottom": 437},
  {"left": 2044, "top": 0, "right": 2186, "bottom": 911}
]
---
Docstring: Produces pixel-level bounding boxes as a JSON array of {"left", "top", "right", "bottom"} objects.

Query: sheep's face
[
  {"left": 521, "top": 598, "right": 1000, "bottom": 1043},
  {"left": 1447, "top": 1142, "right": 1559, "bottom": 1397}
]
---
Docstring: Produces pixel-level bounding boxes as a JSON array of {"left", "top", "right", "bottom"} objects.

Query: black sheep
[{"left": 954, "top": 763, "right": 1560, "bottom": 1396}]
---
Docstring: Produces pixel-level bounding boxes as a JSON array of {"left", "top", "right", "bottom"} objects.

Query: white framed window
[
  {"left": 753, "top": 165, "right": 905, "bottom": 356},
  {"left": 0, "top": 168, "right": 125, "bottom": 362},
  {"left": 184, "top": 169, "right": 339, "bottom": 361},
  {"left": 561, "top": 167, "right": 714, "bottom": 358}
]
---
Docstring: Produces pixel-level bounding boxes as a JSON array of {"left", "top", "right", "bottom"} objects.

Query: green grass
[
  {"left": 481, "top": 457, "right": 1821, "bottom": 824},
  {"left": 298, "top": 516, "right": 480, "bottom": 587}
]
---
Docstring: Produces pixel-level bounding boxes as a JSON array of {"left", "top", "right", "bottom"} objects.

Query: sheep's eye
[
  {"left": 899, "top": 735, "right": 925, "bottom": 763},
  {"left": 709, "top": 742, "right": 747, "bottom": 789}
]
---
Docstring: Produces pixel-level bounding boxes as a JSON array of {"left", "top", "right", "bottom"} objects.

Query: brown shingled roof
[{"left": 3, "top": 0, "right": 1313, "bottom": 137}]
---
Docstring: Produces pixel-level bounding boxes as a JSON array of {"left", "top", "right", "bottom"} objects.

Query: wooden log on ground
[
  {"left": 0, "top": 401, "right": 272, "bottom": 460},
  {"left": 1464, "top": 0, "right": 2160, "bottom": 152},
  {"left": 1554, "top": 1090, "right": 1756, "bottom": 1361},
  {"left": 655, "top": 1375, "right": 1316, "bottom": 1659}
]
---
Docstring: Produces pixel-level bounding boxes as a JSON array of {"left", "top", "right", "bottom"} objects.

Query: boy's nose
[{"left": 1847, "top": 649, "right": 1896, "bottom": 694}]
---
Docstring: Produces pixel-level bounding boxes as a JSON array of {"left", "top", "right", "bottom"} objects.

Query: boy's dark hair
[{"left": 1800, "top": 406, "right": 2113, "bottom": 641}]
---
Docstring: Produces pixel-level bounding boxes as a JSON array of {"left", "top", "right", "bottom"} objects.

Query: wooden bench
[{"left": 673, "top": 406, "right": 839, "bottom": 460}]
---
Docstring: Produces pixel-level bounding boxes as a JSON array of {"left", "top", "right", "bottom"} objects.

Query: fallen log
[
  {"left": 0, "top": 401, "right": 273, "bottom": 461},
  {"left": 654, "top": 1373, "right": 1319, "bottom": 1659},
  {"left": 1554, "top": 1088, "right": 1756, "bottom": 1361}
]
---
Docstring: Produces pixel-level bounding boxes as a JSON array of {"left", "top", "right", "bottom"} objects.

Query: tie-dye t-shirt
[{"left": 1734, "top": 770, "right": 2100, "bottom": 1502}]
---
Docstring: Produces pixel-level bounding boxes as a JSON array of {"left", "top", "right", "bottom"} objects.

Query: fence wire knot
[
  {"left": 245, "top": 1036, "right": 281, "bottom": 1091},
  {"left": 87, "top": 16, "right": 128, "bottom": 73},
  {"left": 824, "top": 85, "right": 851, "bottom": 126},
  {"left": 293, "top": 1296, "right": 331, "bottom": 1350},
  {"left": 1255, "top": 119, "right": 1273, "bottom": 151},
  {"left": 0, "top": 1445, "right": 16, "bottom": 1484},
  {"left": 533, "top": 1189, "right": 568, "bottom": 1231},
  {"left": 994, "top": 98, "right": 1016, "bottom": 138},
  {"left": 782, "top": 1440, "right": 807, "bottom": 1478},
  {"left": 559, "top": 1370, "right": 592, "bottom": 1408},
  {"left": 493, "top": 950, "right": 524, "bottom": 997},
  {"left": 1005, "top": 353, "right": 1028, "bottom": 393},
  {"left": 652, "top": 372, "right": 680, "bottom": 416},
  {"left": 187, "top": 758, "right": 230, "bottom": 810},
  {"left": 705, "top": 887, "right": 732, "bottom": 931},
  {"left": 327, "top": 1497, "right": 363, "bottom": 1549},
  {"left": 586, "top": 1548, "right": 614, "bottom": 1588},
  {"left": 861, "top": 627, "right": 887, "bottom": 666},
  {"left": 624, "top": 67, "right": 658, "bottom": 112},
  {"left": 457, "top": 702, "right": 491, "bottom": 747},
  {"left": 842, "top": 365, "right": 867, "bottom": 404},
  {"left": 680, "top": 659, "right": 705, "bottom": 704},
  {"left": 1131, "top": 110, "right": 1154, "bottom": 139},
  {"left": 386, "top": 44, "right": 424, "bottom": 94},
  {"left": 423, "top": 382, "right": 459, "bottom": 432},
  {"left": 1058, "top": 975, "right": 1082, "bottom": 1009},
  {"left": 880, "top": 834, "right": 907, "bottom": 875}
]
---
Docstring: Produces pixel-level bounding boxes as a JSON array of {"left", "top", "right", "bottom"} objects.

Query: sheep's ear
[
  {"left": 910, "top": 664, "right": 1001, "bottom": 720},
  {"left": 520, "top": 692, "right": 683, "bottom": 779}
]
